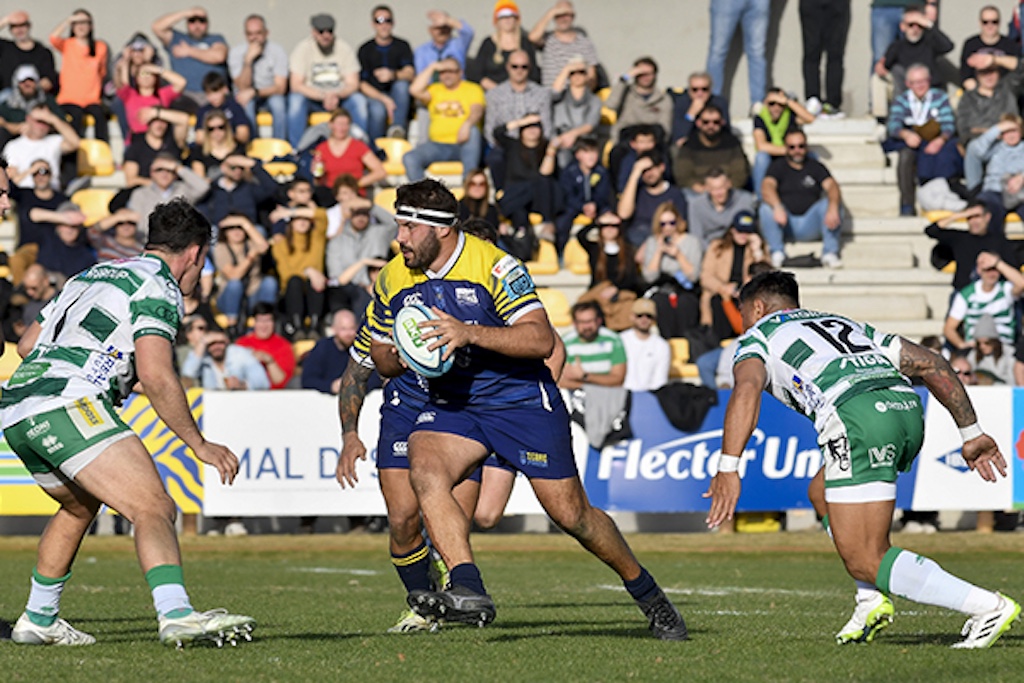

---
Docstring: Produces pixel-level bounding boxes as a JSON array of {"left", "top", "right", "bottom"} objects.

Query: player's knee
[
  {"left": 548, "top": 502, "right": 590, "bottom": 537},
  {"left": 130, "top": 493, "right": 177, "bottom": 527},
  {"left": 387, "top": 511, "right": 422, "bottom": 546},
  {"left": 473, "top": 509, "right": 501, "bottom": 530}
]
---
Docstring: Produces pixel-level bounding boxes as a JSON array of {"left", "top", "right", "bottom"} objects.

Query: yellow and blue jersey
[{"left": 367, "top": 232, "right": 550, "bottom": 407}]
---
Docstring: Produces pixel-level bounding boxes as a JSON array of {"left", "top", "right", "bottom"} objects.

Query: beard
[{"left": 402, "top": 229, "right": 442, "bottom": 270}]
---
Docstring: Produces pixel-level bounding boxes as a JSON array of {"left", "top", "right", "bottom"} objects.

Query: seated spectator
[
  {"left": 760, "top": 130, "right": 844, "bottom": 268},
  {"left": 115, "top": 61, "right": 186, "bottom": 144},
  {"left": 87, "top": 208, "right": 144, "bottom": 262},
  {"left": 271, "top": 209, "right": 328, "bottom": 339},
  {"left": 956, "top": 60, "right": 1020, "bottom": 149},
  {"left": 494, "top": 114, "right": 560, "bottom": 245},
  {"left": 190, "top": 109, "right": 246, "bottom": 179},
  {"left": 0, "top": 64, "right": 63, "bottom": 150},
  {"left": 236, "top": 302, "right": 296, "bottom": 389},
  {"left": 944, "top": 252, "right": 1024, "bottom": 352},
  {"left": 670, "top": 71, "right": 730, "bottom": 149},
  {"left": 883, "top": 64, "right": 959, "bottom": 216},
  {"left": 700, "top": 211, "right": 769, "bottom": 341},
  {"left": 620, "top": 298, "right": 670, "bottom": 392},
  {"left": 968, "top": 116, "right": 1024, "bottom": 227},
  {"left": 127, "top": 153, "right": 210, "bottom": 238},
  {"left": 302, "top": 308, "right": 371, "bottom": 395},
  {"left": 194, "top": 72, "right": 252, "bottom": 145},
  {"left": 636, "top": 201, "right": 702, "bottom": 338},
  {"left": 458, "top": 169, "right": 500, "bottom": 227},
  {"left": 201, "top": 155, "right": 279, "bottom": 226},
  {"left": 109, "top": 32, "right": 162, "bottom": 141},
  {"left": 605, "top": 56, "right": 673, "bottom": 180},
  {"left": 312, "top": 108, "right": 386, "bottom": 195},
  {"left": 413, "top": 10, "right": 475, "bottom": 74},
  {"left": 3, "top": 104, "right": 78, "bottom": 191},
  {"left": 687, "top": 167, "right": 757, "bottom": 249},
  {"left": 469, "top": 2, "right": 539, "bottom": 90},
  {"left": 673, "top": 103, "right": 750, "bottom": 193},
  {"left": 960, "top": 6, "right": 1017, "bottom": 92},
  {"left": 212, "top": 214, "right": 276, "bottom": 331},
  {"left": 0, "top": 11, "right": 58, "bottom": 97},
  {"left": 358, "top": 6, "right": 414, "bottom": 141},
  {"left": 751, "top": 88, "right": 814, "bottom": 198},
  {"left": 229, "top": 14, "right": 289, "bottom": 141},
  {"left": 325, "top": 187, "right": 396, "bottom": 315},
  {"left": 287, "top": 13, "right": 368, "bottom": 149},
  {"left": 550, "top": 56, "right": 600, "bottom": 169},
  {"left": 558, "top": 300, "right": 626, "bottom": 390},
  {"left": 152, "top": 7, "right": 229, "bottom": 112},
  {"left": 403, "top": 58, "right": 484, "bottom": 182},
  {"left": 925, "top": 201, "right": 1020, "bottom": 291},
  {"left": 556, "top": 136, "right": 610, "bottom": 254},
  {"left": 528, "top": 2, "right": 599, "bottom": 88},
  {"left": 575, "top": 212, "right": 643, "bottom": 331},
  {"left": 17, "top": 263, "right": 57, "bottom": 337},
  {"left": 874, "top": 5, "right": 953, "bottom": 100},
  {"left": 122, "top": 115, "right": 185, "bottom": 190},
  {"left": 614, "top": 125, "right": 658, "bottom": 194},
  {"left": 483, "top": 49, "right": 551, "bottom": 190},
  {"left": 968, "top": 314, "right": 1015, "bottom": 385},
  {"left": 7, "top": 159, "right": 66, "bottom": 283},
  {"left": 617, "top": 149, "right": 687, "bottom": 247},
  {"left": 180, "top": 325, "right": 271, "bottom": 390},
  {"left": 27, "top": 200, "right": 96, "bottom": 281},
  {"left": 48, "top": 10, "right": 109, "bottom": 141}
]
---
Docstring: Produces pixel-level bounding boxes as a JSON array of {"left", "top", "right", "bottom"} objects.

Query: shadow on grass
[{"left": 883, "top": 631, "right": 1023, "bottom": 647}]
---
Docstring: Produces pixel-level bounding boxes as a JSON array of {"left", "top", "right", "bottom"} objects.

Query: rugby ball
[{"left": 393, "top": 304, "right": 453, "bottom": 378}]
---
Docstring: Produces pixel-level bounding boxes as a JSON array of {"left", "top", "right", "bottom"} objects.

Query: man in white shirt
[{"left": 620, "top": 298, "right": 670, "bottom": 392}]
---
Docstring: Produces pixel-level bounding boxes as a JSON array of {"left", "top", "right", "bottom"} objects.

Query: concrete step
[
  {"left": 800, "top": 290, "right": 929, "bottom": 321},
  {"left": 831, "top": 166, "right": 897, "bottom": 186},
  {"left": 841, "top": 241, "right": 915, "bottom": 269},
  {"left": 841, "top": 185, "right": 902, "bottom": 217}
]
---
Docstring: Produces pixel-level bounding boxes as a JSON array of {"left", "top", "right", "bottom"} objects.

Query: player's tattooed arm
[
  {"left": 338, "top": 361, "right": 374, "bottom": 433},
  {"left": 899, "top": 337, "right": 978, "bottom": 427}
]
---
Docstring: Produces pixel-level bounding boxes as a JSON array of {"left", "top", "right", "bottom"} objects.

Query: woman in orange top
[{"left": 50, "top": 9, "right": 110, "bottom": 141}]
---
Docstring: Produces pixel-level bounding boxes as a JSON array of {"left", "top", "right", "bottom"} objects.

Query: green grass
[{"left": 1, "top": 532, "right": 1022, "bottom": 683}]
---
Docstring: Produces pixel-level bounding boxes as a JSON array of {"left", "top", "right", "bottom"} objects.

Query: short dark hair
[
  {"left": 571, "top": 300, "right": 603, "bottom": 322},
  {"left": 372, "top": 4, "right": 393, "bottom": 17},
  {"left": 967, "top": 199, "right": 991, "bottom": 213},
  {"left": 633, "top": 56, "right": 658, "bottom": 73},
  {"left": 462, "top": 217, "right": 498, "bottom": 245},
  {"left": 738, "top": 270, "right": 800, "bottom": 308},
  {"left": 202, "top": 72, "right": 228, "bottom": 92},
  {"left": 704, "top": 166, "right": 727, "bottom": 181},
  {"left": 697, "top": 103, "right": 724, "bottom": 121},
  {"left": 573, "top": 135, "right": 599, "bottom": 153},
  {"left": 252, "top": 302, "right": 276, "bottom": 318},
  {"left": 332, "top": 173, "right": 360, "bottom": 195},
  {"left": 146, "top": 198, "right": 213, "bottom": 253},
  {"left": 638, "top": 149, "right": 665, "bottom": 167},
  {"left": 396, "top": 178, "right": 458, "bottom": 217}
]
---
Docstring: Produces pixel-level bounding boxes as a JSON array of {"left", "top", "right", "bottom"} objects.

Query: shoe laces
[{"left": 646, "top": 596, "right": 680, "bottom": 628}]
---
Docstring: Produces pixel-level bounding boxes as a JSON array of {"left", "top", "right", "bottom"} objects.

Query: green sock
[{"left": 145, "top": 565, "right": 193, "bottom": 618}]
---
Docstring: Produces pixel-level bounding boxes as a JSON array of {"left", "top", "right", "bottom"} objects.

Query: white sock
[
  {"left": 885, "top": 549, "right": 1001, "bottom": 616},
  {"left": 26, "top": 575, "right": 66, "bottom": 624},
  {"left": 855, "top": 580, "right": 880, "bottom": 602},
  {"left": 152, "top": 584, "right": 193, "bottom": 618}
]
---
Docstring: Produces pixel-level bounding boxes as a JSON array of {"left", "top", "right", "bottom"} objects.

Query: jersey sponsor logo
[
  {"left": 824, "top": 434, "right": 851, "bottom": 472},
  {"left": 41, "top": 434, "right": 64, "bottom": 454},
  {"left": 416, "top": 411, "right": 435, "bottom": 424},
  {"left": 455, "top": 287, "right": 479, "bottom": 306},
  {"left": 26, "top": 420, "right": 51, "bottom": 440},
  {"left": 935, "top": 447, "right": 971, "bottom": 473},
  {"left": 88, "top": 266, "right": 135, "bottom": 281},
  {"left": 503, "top": 267, "right": 535, "bottom": 301},
  {"left": 403, "top": 292, "right": 425, "bottom": 308},
  {"left": 874, "top": 399, "right": 917, "bottom": 413},
  {"left": 520, "top": 450, "right": 549, "bottom": 468},
  {"left": 491, "top": 254, "right": 519, "bottom": 279},
  {"left": 868, "top": 443, "right": 897, "bottom": 469},
  {"left": 75, "top": 397, "right": 104, "bottom": 427},
  {"left": 67, "top": 397, "right": 111, "bottom": 440},
  {"left": 85, "top": 345, "right": 124, "bottom": 388}
]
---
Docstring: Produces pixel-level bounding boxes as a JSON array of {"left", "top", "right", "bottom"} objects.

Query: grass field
[{"left": 0, "top": 531, "right": 1022, "bottom": 683}]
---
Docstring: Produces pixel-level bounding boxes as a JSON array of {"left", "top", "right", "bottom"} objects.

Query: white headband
[{"left": 394, "top": 204, "right": 458, "bottom": 228}]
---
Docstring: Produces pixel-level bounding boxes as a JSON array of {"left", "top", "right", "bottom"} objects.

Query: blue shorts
[
  {"left": 411, "top": 398, "right": 576, "bottom": 480},
  {"left": 483, "top": 454, "right": 517, "bottom": 473},
  {"left": 377, "top": 394, "right": 482, "bottom": 483}
]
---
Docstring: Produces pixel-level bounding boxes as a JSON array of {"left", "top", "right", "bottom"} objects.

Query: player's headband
[{"left": 394, "top": 204, "right": 458, "bottom": 228}]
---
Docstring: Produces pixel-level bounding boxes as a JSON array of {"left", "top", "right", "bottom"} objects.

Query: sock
[
  {"left": 856, "top": 580, "right": 881, "bottom": 602},
  {"left": 26, "top": 568, "right": 71, "bottom": 627},
  {"left": 450, "top": 563, "right": 486, "bottom": 596},
  {"left": 877, "top": 547, "right": 1001, "bottom": 616},
  {"left": 392, "top": 541, "right": 432, "bottom": 593},
  {"left": 822, "top": 514, "right": 833, "bottom": 541},
  {"left": 623, "top": 566, "right": 660, "bottom": 603},
  {"left": 145, "top": 565, "right": 193, "bottom": 618}
]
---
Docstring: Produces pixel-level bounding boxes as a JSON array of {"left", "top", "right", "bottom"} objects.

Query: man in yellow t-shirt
[{"left": 402, "top": 57, "right": 484, "bottom": 181}]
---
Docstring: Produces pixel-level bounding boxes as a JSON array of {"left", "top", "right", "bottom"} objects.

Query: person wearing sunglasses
[
  {"left": 959, "top": 6, "right": 1017, "bottom": 92},
  {"left": 469, "top": 1, "right": 539, "bottom": 91},
  {"left": 527, "top": 1, "right": 598, "bottom": 88},
  {"left": 189, "top": 109, "right": 244, "bottom": 179},
  {"left": 127, "top": 153, "right": 210, "bottom": 239},
  {"left": 484, "top": 50, "right": 551, "bottom": 190},
  {"left": 674, "top": 103, "right": 750, "bottom": 194},
  {"left": 358, "top": 5, "right": 415, "bottom": 141},
  {"left": 0, "top": 11, "right": 58, "bottom": 96},
  {"left": 114, "top": 61, "right": 186, "bottom": 144},
  {"left": 193, "top": 72, "right": 252, "bottom": 146},
  {"left": 751, "top": 87, "right": 814, "bottom": 199},
  {"left": 229, "top": 14, "right": 289, "bottom": 141},
  {"left": 0, "top": 64, "right": 63, "bottom": 151},
  {"left": 669, "top": 71, "right": 730, "bottom": 146},
  {"left": 873, "top": 5, "right": 952, "bottom": 110},
  {"left": 6, "top": 159, "right": 65, "bottom": 285},
  {"left": 152, "top": 7, "right": 229, "bottom": 113}
]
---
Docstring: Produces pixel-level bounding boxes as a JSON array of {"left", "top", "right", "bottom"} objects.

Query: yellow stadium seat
[
  {"left": 924, "top": 210, "right": 1022, "bottom": 226},
  {"left": 262, "top": 161, "right": 298, "bottom": 179},
  {"left": 256, "top": 112, "right": 274, "bottom": 129},
  {"left": 526, "top": 240, "right": 559, "bottom": 276},
  {"left": 669, "top": 338, "right": 700, "bottom": 379},
  {"left": 564, "top": 239, "right": 591, "bottom": 276},
  {"left": 0, "top": 342, "right": 21, "bottom": 382},
  {"left": 374, "top": 187, "right": 397, "bottom": 211},
  {"left": 536, "top": 287, "right": 571, "bottom": 327},
  {"left": 450, "top": 187, "right": 465, "bottom": 200},
  {"left": 308, "top": 111, "right": 332, "bottom": 126},
  {"left": 71, "top": 188, "right": 116, "bottom": 227},
  {"left": 375, "top": 136, "right": 412, "bottom": 177},
  {"left": 602, "top": 139, "right": 613, "bottom": 168},
  {"left": 293, "top": 339, "right": 317, "bottom": 362},
  {"left": 600, "top": 105, "right": 617, "bottom": 127},
  {"left": 597, "top": 87, "right": 611, "bottom": 103},
  {"left": 427, "top": 161, "right": 464, "bottom": 178},
  {"left": 247, "top": 137, "right": 293, "bottom": 162},
  {"left": 77, "top": 139, "right": 115, "bottom": 176}
]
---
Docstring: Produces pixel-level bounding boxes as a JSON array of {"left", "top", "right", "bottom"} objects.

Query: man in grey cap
[
  {"left": 286, "top": 13, "right": 368, "bottom": 148},
  {"left": 0, "top": 64, "right": 63, "bottom": 149}
]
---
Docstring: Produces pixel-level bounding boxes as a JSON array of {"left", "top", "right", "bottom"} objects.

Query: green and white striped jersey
[
  {"left": 733, "top": 309, "right": 910, "bottom": 431},
  {"left": 0, "top": 255, "right": 183, "bottom": 425}
]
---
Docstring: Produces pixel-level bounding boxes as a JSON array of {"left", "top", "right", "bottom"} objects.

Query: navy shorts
[
  {"left": 377, "top": 394, "right": 482, "bottom": 483},
  {"left": 411, "top": 398, "right": 576, "bottom": 480}
]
